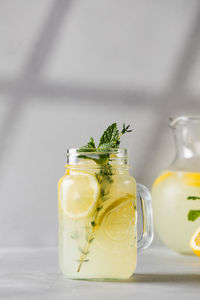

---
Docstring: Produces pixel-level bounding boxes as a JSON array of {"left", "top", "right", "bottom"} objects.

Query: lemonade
[
  {"left": 152, "top": 171, "right": 200, "bottom": 254},
  {"left": 58, "top": 159, "right": 137, "bottom": 279}
]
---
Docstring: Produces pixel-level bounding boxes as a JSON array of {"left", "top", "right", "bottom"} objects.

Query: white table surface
[{"left": 0, "top": 246, "right": 200, "bottom": 300}]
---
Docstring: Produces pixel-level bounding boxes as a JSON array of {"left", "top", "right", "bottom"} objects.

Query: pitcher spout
[{"left": 169, "top": 115, "right": 200, "bottom": 169}]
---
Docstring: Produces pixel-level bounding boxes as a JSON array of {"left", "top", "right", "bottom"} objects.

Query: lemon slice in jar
[
  {"left": 103, "top": 198, "right": 135, "bottom": 241},
  {"left": 96, "top": 196, "right": 136, "bottom": 241},
  {"left": 60, "top": 171, "right": 100, "bottom": 219},
  {"left": 190, "top": 227, "right": 200, "bottom": 256}
]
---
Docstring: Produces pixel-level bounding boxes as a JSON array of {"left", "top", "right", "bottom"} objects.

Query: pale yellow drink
[
  {"left": 58, "top": 160, "right": 137, "bottom": 280},
  {"left": 152, "top": 171, "right": 200, "bottom": 254}
]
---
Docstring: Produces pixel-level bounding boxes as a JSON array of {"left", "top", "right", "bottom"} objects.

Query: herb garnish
[
  {"left": 187, "top": 196, "right": 200, "bottom": 221},
  {"left": 76, "top": 123, "right": 132, "bottom": 272}
]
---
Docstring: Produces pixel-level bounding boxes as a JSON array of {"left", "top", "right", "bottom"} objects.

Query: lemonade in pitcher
[
  {"left": 58, "top": 123, "right": 153, "bottom": 280},
  {"left": 152, "top": 171, "right": 200, "bottom": 254}
]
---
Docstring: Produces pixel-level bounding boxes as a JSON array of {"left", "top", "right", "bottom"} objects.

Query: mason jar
[{"left": 58, "top": 148, "right": 153, "bottom": 280}]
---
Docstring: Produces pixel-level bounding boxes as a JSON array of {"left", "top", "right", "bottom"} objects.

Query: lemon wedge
[
  {"left": 60, "top": 171, "right": 100, "bottom": 219},
  {"left": 190, "top": 227, "right": 200, "bottom": 256}
]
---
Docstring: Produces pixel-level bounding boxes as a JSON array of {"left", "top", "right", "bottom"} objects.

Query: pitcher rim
[{"left": 169, "top": 115, "right": 200, "bottom": 128}]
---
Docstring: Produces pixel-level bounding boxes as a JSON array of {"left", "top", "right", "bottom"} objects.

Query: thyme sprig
[
  {"left": 76, "top": 171, "right": 113, "bottom": 272},
  {"left": 76, "top": 123, "right": 132, "bottom": 272}
]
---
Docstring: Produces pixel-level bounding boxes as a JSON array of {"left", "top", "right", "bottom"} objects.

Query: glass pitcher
[
  {"left": 58, "top": 148, "right": 153, "bottom": 280},
  {"left": 152, "top": 116, "right": 200, "bottom": 254}
]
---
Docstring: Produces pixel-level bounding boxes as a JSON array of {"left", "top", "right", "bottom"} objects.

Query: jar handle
[{"left": 137, "top": 183, "right": 154, "bottom": 250}]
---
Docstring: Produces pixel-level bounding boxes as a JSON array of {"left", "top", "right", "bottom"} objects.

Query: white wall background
[{"left": 0, "top": 0, "right": 200, "bottom": 247}]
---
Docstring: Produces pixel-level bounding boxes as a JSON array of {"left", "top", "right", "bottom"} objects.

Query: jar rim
[{"left": 65, "top": 148, "right": 129, "bottom": 157}]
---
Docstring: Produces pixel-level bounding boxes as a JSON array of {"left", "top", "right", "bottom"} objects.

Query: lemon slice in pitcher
[
  {"left": 60, "top": 172, "right": 100, "bottom": 219},
  {"left": 190, "top": 227, "right": 200, "bottom": 256}
]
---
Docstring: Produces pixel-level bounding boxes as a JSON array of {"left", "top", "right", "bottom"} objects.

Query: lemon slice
[
  {"left": 183, "top": 173, "right": 200, "bottom": 187},
  {"left": 190, "top": 227, "right": 200, "bottom": 256},
  {"left": 102, "top": 198, "right": 135, "bottom": 241},
  {"left": 152, "top": 172, "right": 173, "bottom": 188},
  {"left": 60, "top": 172, "right": 100, "bottom": 219}
]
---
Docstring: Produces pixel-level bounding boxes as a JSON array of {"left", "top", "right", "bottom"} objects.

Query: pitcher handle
[{"left": 137, "top": 183, "right": 154, "bottom": 250}]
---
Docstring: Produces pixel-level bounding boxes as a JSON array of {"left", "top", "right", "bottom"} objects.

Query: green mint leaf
[
  {"left": 188, "top": 210, "right": 200, "bottom": 221},
  {"left": 98, "top": 123, "right": 119, "bottom": 148},
  {"left": 98, "top": 153, "right": 109, "bottom": 165},
  {"left": 187, "top": 196, "right": 200, "bottom": 200},
  {"left": 98, "top": 123, "right": 132, "bottom": 149},
  {"left": 78, "top": 137, "right": 96, "bottom": 152},
  {"left": 88, "top": 137, "right": 96, "bottom": 148},
  {"left": 98, "top": 143, "right": 115, "bottom": 151}
]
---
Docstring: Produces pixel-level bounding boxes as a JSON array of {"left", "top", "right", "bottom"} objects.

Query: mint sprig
[
  {"left": 78, "top": 123, "right": 132, "bottom": 154},
  {"left": 187, "top": 196, "right": 200, "bottom": 221},
  {"left": 78, "top": 137, "right": 96, "bottom": 152}
]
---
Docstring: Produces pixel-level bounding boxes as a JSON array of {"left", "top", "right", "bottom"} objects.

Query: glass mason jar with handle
[
  {"left": 152, "top": 116, "right": 200, "bottom": 254},
  {"left": 58, "top": 148, "right": 153, "bottom": 280}
]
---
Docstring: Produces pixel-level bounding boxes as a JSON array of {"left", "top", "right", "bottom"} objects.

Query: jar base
[{"left": 62, "top": 275, "right": 134, "bottom": 282}]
